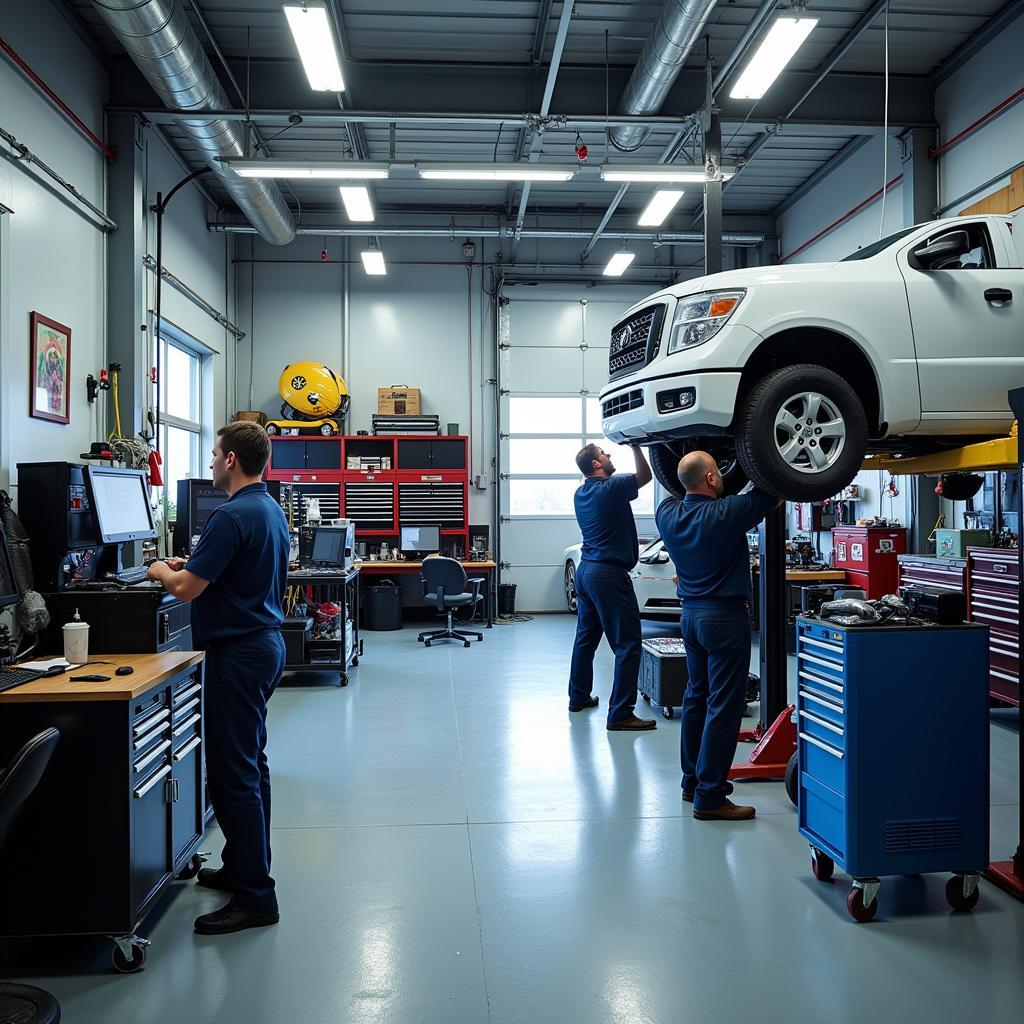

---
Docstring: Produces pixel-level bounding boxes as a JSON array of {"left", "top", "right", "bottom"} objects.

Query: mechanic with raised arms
[{"left": 567, "top": 442, "right": 657, "bottom": 731}]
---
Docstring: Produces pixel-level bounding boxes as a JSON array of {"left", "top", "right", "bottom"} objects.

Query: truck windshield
[{"left": 840, "top": 227, "right": 918, "bottom": 261}]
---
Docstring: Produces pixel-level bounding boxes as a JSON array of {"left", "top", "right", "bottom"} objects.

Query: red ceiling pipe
[
  {"left": 779, "top": 173, "right": 904, "bottom": 264},
  {"left": 0, "top": 35, "right": 117, "bottom": 162},
  {"left": 930, "top": 83, "right": 1024, "bottom": 161}
]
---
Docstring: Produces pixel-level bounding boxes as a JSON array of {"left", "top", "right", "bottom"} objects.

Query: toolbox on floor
[
  {"left": 638, "top": 638, "right": 688, "bottom": 719},
  {"left": 796, "top": 616, "right": 990, "bottom": 921}
]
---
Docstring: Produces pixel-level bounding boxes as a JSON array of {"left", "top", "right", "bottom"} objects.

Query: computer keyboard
[
  {"left": 106, "top": 566, "right": 152, "bottom": 586},
  {"left": 0, "top": 667, "right": 43, "bottom": 693}
]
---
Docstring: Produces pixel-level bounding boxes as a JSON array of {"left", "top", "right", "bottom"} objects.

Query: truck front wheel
[
  {"left": 736, "top": 365, "right": 867, "bottom": 502},
  {"left": 649, "top": 439, "right": 749, "bottom": 500}
]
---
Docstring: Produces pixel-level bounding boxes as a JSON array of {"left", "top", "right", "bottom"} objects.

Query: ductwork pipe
[
  {"left": 92, "top": 0, "right": 295, "bottom": 245},
  {"left": 610, "top": 0, "right": 717, "bottom": 152}
]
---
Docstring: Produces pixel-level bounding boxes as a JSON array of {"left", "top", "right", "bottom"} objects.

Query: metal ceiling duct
[
  {"left": 610, "top": 0, "right": 717, "bottom": 152},
  {"left": 92, "top": 0, "right": 296, "bottom": 245}
]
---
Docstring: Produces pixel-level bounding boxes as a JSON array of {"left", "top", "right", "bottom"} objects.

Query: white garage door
[{"left": 498, "top": 286, "right": 659, "bottom": 612}]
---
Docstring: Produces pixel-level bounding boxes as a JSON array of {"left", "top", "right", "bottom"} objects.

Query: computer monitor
[
  {"left": 309, "top": 527, "right": 346, "bottom": 566},
  {"left": 84, "top": 466, "right": 158, "bottom": 544},
  {"left": 400, "top": 524, "right": 440, "bottom": 555},
  {"left": 173, "top": 479, "right": 228, "bottom": 555},
  {"left": 0, "top": 519, "right": 20, "bottom": 611}
]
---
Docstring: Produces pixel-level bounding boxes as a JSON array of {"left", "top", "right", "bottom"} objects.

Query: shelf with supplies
[{"left": 284, "top": 566, "right": 362, "bottom": 686}]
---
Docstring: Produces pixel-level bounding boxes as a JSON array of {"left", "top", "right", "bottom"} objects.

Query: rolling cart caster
[
  {"left": 847, "top": 879, "right": 880, "bottom": 922},
  {"left": 641, "top": 693, "right": 651, "bottom": 703},
  {"left": 945, "top": 873, "right": 981, "bottom": 912},
  {"left": 351, "top": 656, "right": 359, "bottom": 667},
  {"left": 662, "top": 706, "right": 674, "bottom": 719},
  {"left": 339, "top": 673, "right": 349, "bottom": 686},
  {"left": 110, "top": 934, "right": 150, "bottom": 973},
  {"left": 176, "top": 851, "right": 209, "bottom": 881},
  {"left": 810, "top": 847, "right": 834, "bottom": 882}
]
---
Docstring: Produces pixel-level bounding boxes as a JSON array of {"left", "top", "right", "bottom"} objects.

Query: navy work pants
[
  {"left": 568, "top": 560, "right": 642, "bottom": 724},
  {"left": 679, "top": 600, "right": 751, "bottom": 810},
  {"left": 203, "top": 629, "right": 286, "bottom": 909}
]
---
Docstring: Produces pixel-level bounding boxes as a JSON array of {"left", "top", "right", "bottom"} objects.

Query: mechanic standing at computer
[
  {"left": 148, "top": 422, "right": 289, "bottom": 934},
  {"left": 568, "top": 443, "right": 656, "bottom": 731},
  {"left": 656, "top": 451, "right": 778, "bottom": 821}
]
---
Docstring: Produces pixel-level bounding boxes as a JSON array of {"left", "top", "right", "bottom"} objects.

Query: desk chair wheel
[
  {"left": 111, "top": 937, "right": 149, "bottom": 973},
  {"left": 351, "top": 656, "right": 359, "bottom": 667},
  {"left": 0, "top": 983, "right": 61, "bottom": 1023},
  {"left": 641, "top": 693, "right": 651, "bottom": 703},
  {"left": 339, "top": 673, "right": 349, "bottom": 686},
  {"left": 662, "top": 706, "right": 674, "bottom": 719},
  {"left": 176, "top": 852, "right": 208, "bottom": 881}
]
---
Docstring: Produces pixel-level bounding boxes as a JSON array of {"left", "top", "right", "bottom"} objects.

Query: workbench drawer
[
  {"left": 799, "top": 708, "right": 845, "bottom": 750},
  {"left": 801, "top": 775, "right": 845, "bottom": 859},
  {"left": 798, "top": 685, "right": 845, "bottom": 727},
  {"left": 801, "top": 731, "right": 846, "bottom": 795}
]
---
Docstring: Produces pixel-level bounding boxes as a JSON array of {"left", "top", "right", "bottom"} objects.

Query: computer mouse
[{"left": 116, "top": 665, "right": 135, "bottom": 676}]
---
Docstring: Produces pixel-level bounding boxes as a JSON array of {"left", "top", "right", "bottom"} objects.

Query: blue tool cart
[{"left": 796, "top": 616, "right": 990, "bottom": 922}]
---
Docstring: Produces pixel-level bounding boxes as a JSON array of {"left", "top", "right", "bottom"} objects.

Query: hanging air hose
[{"left": 104, "top": 364, "right": 155, "bottom": 473}]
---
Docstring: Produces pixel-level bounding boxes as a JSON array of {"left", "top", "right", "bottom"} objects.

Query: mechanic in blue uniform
[
  {"left": 656, "top": 451, "right": 778, "bottom": 820},
  {"left": 148, "top": 421, "right": 289, "bottom": 933},
  {"left": 568, "top": 442, "right": 657, "bottom": 731}
]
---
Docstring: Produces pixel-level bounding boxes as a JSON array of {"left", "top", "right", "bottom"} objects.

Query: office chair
[
  {"left": 0, "top": 728, "right": 62, "bottom": 1024},
  {"left": 418, "top": 557, "right": 484, "bottom": 648}
]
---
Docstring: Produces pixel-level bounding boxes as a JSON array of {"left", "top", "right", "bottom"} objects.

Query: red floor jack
[
  {"left": 730, "top": 505, "right": 796, "bottom": 782},
  {"left": 985, "top": 386, "right": 1024, "bottom": 902}
]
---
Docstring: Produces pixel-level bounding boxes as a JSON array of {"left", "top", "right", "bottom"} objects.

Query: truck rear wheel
[
  {"left": 649, "top": 439, "right": 748, "bottom": 499},
  {"left": 736, "top": 365, "right": 867, "bottom": 502}
]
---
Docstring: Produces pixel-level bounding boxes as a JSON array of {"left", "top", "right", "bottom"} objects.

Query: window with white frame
[
  {"left": 507, "top": 395, "right": 655, "bottom": 517},
  {"left": 158, "top": 334, "right": 204, "bottom": 524}
]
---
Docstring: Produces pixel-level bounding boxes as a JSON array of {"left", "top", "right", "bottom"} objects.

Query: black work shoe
[
  {"left": 194, "top": 900, "right": 279, "bottom": 935},
  {"left": 569, "top": 695, "right": 600, "bottom": 712},
  {"left": 682, "top": 782, "right": 734, "bottom": 804},
  {"left": 607, "top": 714, "right": 657, "bottom": 731},
  {"left": 196, "top": 867, "right": 235, "bottom": 893}
]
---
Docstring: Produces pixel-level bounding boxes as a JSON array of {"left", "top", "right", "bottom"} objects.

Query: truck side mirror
[{"left": 910, "top": 230, "right": 971, "bottom": 270}]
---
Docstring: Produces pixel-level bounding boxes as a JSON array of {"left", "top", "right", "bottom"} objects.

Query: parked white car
[
  {"left": 563, "top": 538, "right": 680, "bottom": 619},
  {"left": 600, "top": 215, "right": 1024, "bottom": 501}
]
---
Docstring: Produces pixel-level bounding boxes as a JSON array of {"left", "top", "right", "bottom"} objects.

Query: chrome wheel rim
[
  {"left": 565, "top": 564, "right": 577, "bottom": 612},
  {"left": 773, "top": 391, "right": 846, "bottom": 475}
]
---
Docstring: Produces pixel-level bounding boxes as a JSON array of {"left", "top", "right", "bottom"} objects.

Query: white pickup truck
[{"left": 600, "top": 215, "right": 1024, "bottom": 501}]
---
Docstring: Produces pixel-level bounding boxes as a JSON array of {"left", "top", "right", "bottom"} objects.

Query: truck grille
[
  {"left": 608, "top": 305, "right": 665, "bottom": 379},
  {"left": 602, "top": 389, "right": 643, "bottom": 419}
]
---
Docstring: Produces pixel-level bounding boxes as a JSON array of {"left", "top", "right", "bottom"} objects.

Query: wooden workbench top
[
  {"left": 0, "top": 651, "right": 204, "bottom": 704},
  {"left": 783, "top": 569, "right": 846, "bottom": 581}
]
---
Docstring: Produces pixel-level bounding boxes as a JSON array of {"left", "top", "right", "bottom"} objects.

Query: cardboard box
[{"left": 377, "top": 387, "right": 421, "bottom": 415}]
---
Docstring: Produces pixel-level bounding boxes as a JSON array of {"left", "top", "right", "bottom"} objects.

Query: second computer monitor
[
  {"left": 84, "top": 466, "right": 158, "bottom": 544},
  {"left": 309, "top": 527, "right": 347, "bottom": 566},
  {"left": 400, "top": 525, "right": 440, "bottom": 557}
]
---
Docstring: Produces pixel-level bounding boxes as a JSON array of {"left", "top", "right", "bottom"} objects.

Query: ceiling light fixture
[
  {"left": 225, "top": 159, "right": 389, "bottom": 179},
  {"left": 729, "top": 16, "right": 819, "bottom": 100},
  {"left": 361, "top": 248, "right": 387, "bottom": 275},
  {"left": 283, "top": 2, "right": 345, "bottom": 92},
  {"left": 602, "top": 252, "right": 635, "bottom": 277},
  {"left": 340, "top": 185, "right": 374, "bottom": 222},
  {"left": 638, "top": 190, "right": 685, "bottom": 227},
  {"left": 417, "top": 162, "right": 577, "bottom": 182},
  {"left": 600, "top": 164, "right": 735, "bottom": 183}
]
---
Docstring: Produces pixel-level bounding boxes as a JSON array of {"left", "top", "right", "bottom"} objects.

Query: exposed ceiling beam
[
  {"left": 325, "top": 0, "right": 370, "bottom": 161},
  {"left": 771, "top": 136, "right": 871, "bottom": 219},
  {"left": 932, "top": 0, "right": 1024, "bottom": 86},
  {"left": 510, "top": 0, "right": 574, "bottom": 261}
]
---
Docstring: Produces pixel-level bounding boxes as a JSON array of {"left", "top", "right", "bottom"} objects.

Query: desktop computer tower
[{"left": 172, "top": 478, "right": 281, "bottom": 555}]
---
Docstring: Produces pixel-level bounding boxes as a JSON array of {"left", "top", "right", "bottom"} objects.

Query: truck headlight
[{"left": 667, "top": 289, "right": 745, "bottom": 354}]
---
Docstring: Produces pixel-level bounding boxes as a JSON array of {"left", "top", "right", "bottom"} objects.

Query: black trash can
[
  {"left": 497, "top": 582, "right": 517, "bottom": 617},
  {"left": 363, "top": 580, "right": 402, "bottom": 631}
]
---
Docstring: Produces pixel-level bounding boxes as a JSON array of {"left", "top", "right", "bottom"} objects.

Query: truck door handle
[{"left": 985, "top": 288, "right": 1013, "bottom": 304}]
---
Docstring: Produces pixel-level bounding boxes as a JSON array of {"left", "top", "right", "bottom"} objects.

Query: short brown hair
[
  {"left": 575, "top": 443, "right": 601, "bottom": 477},
  {"left": 217, "top": 421, "right": 271, "bottom": 476}
]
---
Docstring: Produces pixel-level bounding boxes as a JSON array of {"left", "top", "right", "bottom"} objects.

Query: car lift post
[
  {"left": 985, "top": 386, "right": 1024, "bottom": 900},
  {"left": 730, "top": 504, "right": 797, "bottom": 779}
]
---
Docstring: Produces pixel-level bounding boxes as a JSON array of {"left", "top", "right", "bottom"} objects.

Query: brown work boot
[
  {"left": 607, "top": 714, "right": 657, "bottom": 731},
  {"left": 693, "top": 799, "right": 756, "bottom": 821}
]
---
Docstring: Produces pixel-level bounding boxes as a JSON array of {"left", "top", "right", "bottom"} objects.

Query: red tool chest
[
  {"left": 965, "top": 546, "right": 1020, "bottom": 707},
  {"left": 831, "top": 526, "right": 907, "bottom": 598}
]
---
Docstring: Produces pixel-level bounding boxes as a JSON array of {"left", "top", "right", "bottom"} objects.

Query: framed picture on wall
[{"left": 29, "top": 311, "right": 71, "bottom": 425}]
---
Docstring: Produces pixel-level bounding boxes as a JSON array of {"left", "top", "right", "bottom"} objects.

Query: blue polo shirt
[
  {"left": 574, "top": 473, "right": 640, "bottom": 570},
  {"left": 656, "top": 489, "right": 777, "bottom": 602},
  {"left": 186, "top": 482, "right": 289, "bottom": 648}
]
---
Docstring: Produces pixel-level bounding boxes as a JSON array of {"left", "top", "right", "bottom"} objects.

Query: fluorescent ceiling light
[
  {"left": 730, "top": 16, "right": 818, "bottom": 100},
  {"left": 638, "top": 190, "right": 685, "bottom": 227},
  {"left": 283, "top": 2, "right": 345, "bottom": 92},
  {"left": 603, "top": 252, "right": 636, "bottom": 277},
  {"left": 340, "top": 185, "right": 374, "bottom": 222},
  {"left": 361, "top": 250, "right": 386, "bottom": 275},
  {"left": 600, "top": 164, "right": 735, "bottom": 183},
  {"left": 226, "top": 160, "right": 389, "bottom": 180},
  {"left": 417, "top": 162, "right": 577, "bottom": 182}
]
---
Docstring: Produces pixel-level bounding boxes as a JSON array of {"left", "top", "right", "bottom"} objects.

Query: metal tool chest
[{"left": 795, "top": 616, "right": 990, "bottom": 921}]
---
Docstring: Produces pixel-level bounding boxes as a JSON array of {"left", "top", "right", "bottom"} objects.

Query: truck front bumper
[{"left": 600, "top": 370, "right": 742, "bottom": 444}]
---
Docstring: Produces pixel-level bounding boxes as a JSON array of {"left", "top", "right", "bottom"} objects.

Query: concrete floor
[{"left": 3, "top": 615, "right": 1023, "bottom": 1024}]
